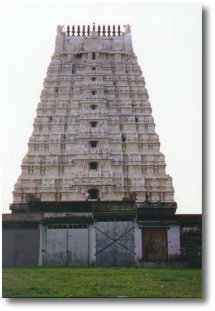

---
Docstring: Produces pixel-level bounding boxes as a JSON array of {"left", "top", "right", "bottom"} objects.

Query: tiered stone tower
[
  {"left": 12, "top": 24, "right": 175, "bottom": 207},
  {"left": 3, "top": 24, "right": 182, "bottom": 268}
]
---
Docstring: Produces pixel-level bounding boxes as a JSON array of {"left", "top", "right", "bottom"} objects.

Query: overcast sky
[{"left": 0, "top": 1, "right": 202, "bottom": 214}]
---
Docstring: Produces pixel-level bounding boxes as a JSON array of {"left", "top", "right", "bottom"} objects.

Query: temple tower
[
  {"left": 2, "top": 24, "right": 182, "bottom": 268},
  {"left": 12, "top": 24, "right": 175, "bottom": 208}
]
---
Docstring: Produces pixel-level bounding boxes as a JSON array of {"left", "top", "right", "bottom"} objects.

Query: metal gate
[
  {"left": 95, "top": 221, "right": 135, "bottom": 266},
  {"left": 46, "top": 224, "right": 89, "bottom": 266},
  {"left": 142, "top": 227, "right": 167, "bottom": 261}
]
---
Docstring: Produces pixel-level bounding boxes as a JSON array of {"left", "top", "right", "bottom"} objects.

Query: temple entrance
[
  {"left": 142, "top": 228, "right": 167, "bottom": 261},
  {"left": 95, "top": 221, "right": 135, "bottom": 266},
  {"left": 46, "top": 224, "right": 89, "bottom": 266}
]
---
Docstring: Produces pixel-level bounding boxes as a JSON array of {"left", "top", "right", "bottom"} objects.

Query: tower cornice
[{"left": 54, "top": 24, "right": 134, "bottom": 57}]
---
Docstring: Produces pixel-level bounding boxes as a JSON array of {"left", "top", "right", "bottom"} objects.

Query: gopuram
[{"left": 3, "top": 24, "right": 188, "bottom": 267}]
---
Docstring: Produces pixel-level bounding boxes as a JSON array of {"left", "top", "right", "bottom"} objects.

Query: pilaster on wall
[
  {"left": 88, "top": 224, "right": 96, "bottom": 266},
  {"left": 167, "top": 225, "right": 180, "bottom": 258},
  {"left": 38, "top": 223, "right": 47, "bottom": 266},
  {"left": 134, "top": 222, "right": 142, "bottom": 265}
]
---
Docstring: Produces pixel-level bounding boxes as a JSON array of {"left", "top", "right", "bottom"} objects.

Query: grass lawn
[{"left": 2, "top": 267, "right": 202, "bottom": 298}]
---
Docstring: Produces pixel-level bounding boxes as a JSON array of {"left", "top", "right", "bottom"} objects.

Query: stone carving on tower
[{"left": 12, "top": 24, "right": 175, "bottom": 207}]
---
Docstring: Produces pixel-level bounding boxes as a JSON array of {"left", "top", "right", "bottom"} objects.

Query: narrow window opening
[
  {"left": 92, "top": 52, "right": 96, "bottom": 60},
  {"left": 87, "top": 188, "right": 99, "bottom": 200},
  {"left": 91, "top": 77, "right": 96, "bottom": 81},
  {"left": 121, "top": 134, "right": 126, "bottom": 142},
  {"left": 89, "top": 141, "right": 98, "bottom": 148},
  {"left": 90, "top": 121, "right": 97, "bottom": 128},
  {"left": 91, "top": 90, "right": 96, "bottom": 95},
  {"left": 91, "top": 105, "right": 97, "bottom": 110},
  {"left": 89, "top": 162, "right": 98, "bottom": 171},
  {"left": 92, "top": 66, "right": 96, "bottom": 71},
  {"left": 76, "top": 53, "right": 82, "bottom": 59}
]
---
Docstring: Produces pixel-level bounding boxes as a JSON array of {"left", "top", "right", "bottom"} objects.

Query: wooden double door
[{"left": 142, "top": 228, "right": 167, "bottom": 261}]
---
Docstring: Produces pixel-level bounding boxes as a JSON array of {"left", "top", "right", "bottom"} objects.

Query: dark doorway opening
[
  {"left": 89, "top": 140, "right": 98, "bottom": 148},
  {"left": 88, "top": 188, "right": 99, "bottom": 200},
  {"left": 89, "top": 162, "right": 98, "bottom": 171}
]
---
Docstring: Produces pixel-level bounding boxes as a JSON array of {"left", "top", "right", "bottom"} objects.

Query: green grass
[{"left": 2, "top": 267, "right": 202, "bottom": 298}]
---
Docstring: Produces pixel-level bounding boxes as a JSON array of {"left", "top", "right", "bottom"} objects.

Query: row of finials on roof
[{"left": 65, "top": 24, "right": 122, "bottom": 37}]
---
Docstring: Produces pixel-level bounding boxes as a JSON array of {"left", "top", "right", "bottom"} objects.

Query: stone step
[{"left": 141, "top": 261, "right": 160, "bottom": 268}]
